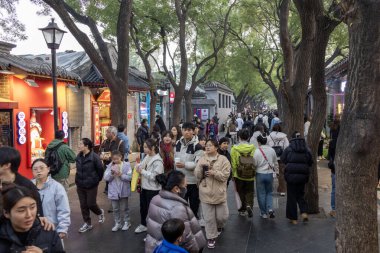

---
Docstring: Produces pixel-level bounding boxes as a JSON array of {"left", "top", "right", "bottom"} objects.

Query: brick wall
[{"left": 0, "top": 75, "right": 10, "bottom": 99}]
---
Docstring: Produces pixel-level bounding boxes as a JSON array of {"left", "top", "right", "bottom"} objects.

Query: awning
[{"left": 0, "top": 98, "right": 18, "bottom": 109}]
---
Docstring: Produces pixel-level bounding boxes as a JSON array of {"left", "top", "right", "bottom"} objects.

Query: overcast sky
[{"left": 11, "top": 0, "right": 84, "bottom": 55}]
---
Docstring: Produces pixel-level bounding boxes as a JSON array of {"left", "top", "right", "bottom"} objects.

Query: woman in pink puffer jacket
[{"left": 145, "top": 171, "right": 206, "bottom": 253}]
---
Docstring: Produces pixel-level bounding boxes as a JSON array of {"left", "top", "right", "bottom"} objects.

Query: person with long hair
[
  {"left": 75, "top": 138, "right": 105, "bottom": 233},
  {"left": 145, "top": 171, "right": 206, "bottom": 253},
  {"left": 194, "top": 140, "right": 230, "bottom": 249},
  {"left": 160, "top": 131, "right": 175, "bottom": 174},
  {"left": 31, "top": 159, "right": 70, "bottom": 239},
  {"left": 0, "top": 185, "right": 64, "bottom": 252},
  {"left": 171, "top": 126, "right": 182, "bottom": 145},
  {"left": 134, "top": 139, "right": 164, "bottom": 234}
]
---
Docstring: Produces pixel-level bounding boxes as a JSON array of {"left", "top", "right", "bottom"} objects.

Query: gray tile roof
[
  {"left": 204, "top": 80, "right": 233, "bottom": 93},
  {"left": 23, "top": 51, "right": 149, "bottom": 91},
  {"left": 0, "top": 52, "right": 80, "bottom": 80}
]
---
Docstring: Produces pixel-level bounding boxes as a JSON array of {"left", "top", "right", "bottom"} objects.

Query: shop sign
[
  {"left": 93, "top": 105, "right": 100, "bottom": 145},
  {"left": 62, "top": 111, "right": 69, "bottom": 139},
  {"left": 201, "top": 109, "right": 209, "bottom": 120},
  {"left": 17, "top": 112, "right": 26, "bottom": 145},
  {"left": 169, "top": 92, "right": 175, "bottom": 104}
]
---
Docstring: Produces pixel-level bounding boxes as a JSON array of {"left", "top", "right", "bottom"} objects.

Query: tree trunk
[
  {"left": 305, "top": 1, "right": 340, "bottom": 213},
  {"left": 172, "top": 87, "right": 185, "bottom": 126},
  {"left": 149, "top": 89, "right": 158, "bottom": 132},
  {"left": 109, "top": 80, "right": 128, "bottom": 125},
  {"left": 335, "top": 1, "right": 380, "bottom": 252},
  {"left": 185, "top": 93, "right": 193, "bottom": 122}
]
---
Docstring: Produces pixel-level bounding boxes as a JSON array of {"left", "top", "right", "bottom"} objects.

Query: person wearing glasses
[{"left": 31, "top": 159, "right": 71, "bottom": 240}]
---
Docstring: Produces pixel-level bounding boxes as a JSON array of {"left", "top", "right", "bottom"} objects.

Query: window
[
  {"left": 219, "top": 94, "right": 221, "bottom": 108},
  {"left": 222, "top": 94, "right": 225, "bottom": 108}
]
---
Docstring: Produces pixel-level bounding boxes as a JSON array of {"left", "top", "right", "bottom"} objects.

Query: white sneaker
[
  {"left": 122, "top": 222, "right": 131, "bottom": 231},
  {"left": 112, "top": 223, "right": 122, "bottom": 232},
  {"left": 98, "top": 209, "right": 105, "bottom": 223},
  {"left": 260, "top": 214, "right": 268, "bottom": 219},
  {"left": 198, "top": 219, "right": 206, "bottom": 227},
  {"left": 134, "top": 224, "right": 147, "bottom": 233},
  {"left": 78, "top": 223, "right": 93, "bottom": 233},
  {"left": 280, "top": 192, "right": 286, "bottom": 196}
]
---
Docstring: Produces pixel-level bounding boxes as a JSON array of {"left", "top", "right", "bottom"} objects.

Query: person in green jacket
[
  {"left": 45, "top": 130, "right": 76, "bottom": 192},
  {"left": 230, "top": 129, "right": 256, "bottom": 217}
]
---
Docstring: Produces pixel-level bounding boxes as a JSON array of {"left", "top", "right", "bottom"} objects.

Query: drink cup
[{"left": 175, "top": 158, "right": 181, "bottom": 164}]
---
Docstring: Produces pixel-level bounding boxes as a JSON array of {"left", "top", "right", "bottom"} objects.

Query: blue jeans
[
  {"left": 256, "top": 173, "right": 274, "bottom": 215},
  {"left": 331, "top": 173, "right": 336, "bottom": 210}
]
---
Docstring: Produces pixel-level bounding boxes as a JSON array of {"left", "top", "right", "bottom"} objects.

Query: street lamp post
[{"left": 39, "top": 18, "right": 66, "bottom": 135}]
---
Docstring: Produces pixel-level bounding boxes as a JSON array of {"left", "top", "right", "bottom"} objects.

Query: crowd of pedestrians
[{"left": 0, "top": 109, "right": 338, "bottom": 252}]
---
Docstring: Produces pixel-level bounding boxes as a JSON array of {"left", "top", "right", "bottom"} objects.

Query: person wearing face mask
[
  {"left": 145, "top": 170, "right": 206, "bottom": 253},
  {"left": 194, "top": 140, "right": 231, "bottom": 249}
]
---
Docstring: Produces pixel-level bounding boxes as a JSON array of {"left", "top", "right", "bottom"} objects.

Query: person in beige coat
[{"left": 194, "top": 139, "right": 231, "bottom": 249}]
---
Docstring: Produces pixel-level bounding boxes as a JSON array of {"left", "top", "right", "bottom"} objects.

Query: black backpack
[
  {"left": 45, "top": 142, "right": 65, "bottom": 176},
  {"left": 257, "top": 116, "right": 264, "bottom": 124}
]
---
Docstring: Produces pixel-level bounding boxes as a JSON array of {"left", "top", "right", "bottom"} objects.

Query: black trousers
[
  {"left": 318, "top": 139, "right": 324, "bottom": 156},
  {"left": 286, "top": 183, "right": 307, "bottom": 220},
  {"left": 140, "top": 189, "right": 159, "bottom": 226},
  {"left": 184, "top": 184, "right": 200, "bottom": 219},
  {"left": 77, "top": 186, "right": 102, "bottom": 225}
]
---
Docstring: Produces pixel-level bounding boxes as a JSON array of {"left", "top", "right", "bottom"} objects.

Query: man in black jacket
[{"left": 281, "top": 132, "right": 313, "bottom": 224}]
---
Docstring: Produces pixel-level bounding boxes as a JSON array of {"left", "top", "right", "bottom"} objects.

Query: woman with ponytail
[
  {"left": 134, "top": 138, "right": 164, "bottom": 234},
  {"left": 145, "top": 171, "right": 206, "bottom": 253}
]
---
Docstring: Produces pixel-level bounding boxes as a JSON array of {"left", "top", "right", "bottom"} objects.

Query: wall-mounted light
[
  {"left": 24, "top": 79, "right": 39, "bottom": 87},
  {"left": 0, "top": 70, "right": 15, "bottom": 75},
  {"left": 341, "top": 81, "right": 347, "bottom": 92},
  {"left": 67, "top": 83, "right": 78, "bottom": 93}
]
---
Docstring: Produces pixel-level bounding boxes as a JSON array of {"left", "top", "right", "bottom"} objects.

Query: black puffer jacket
[
  {"left": 75, "top": 151, "right": 104, "bottom": 189},
  {"left": 0, "top": 218, "right": 64, "bottom": 253},
  {"left": 281, "top": 138, "right": 313, "bottom": 184}
]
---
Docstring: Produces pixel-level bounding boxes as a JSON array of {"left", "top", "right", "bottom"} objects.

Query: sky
[{"left": 11, "top": 0, "right": 85, "bottom": 55}]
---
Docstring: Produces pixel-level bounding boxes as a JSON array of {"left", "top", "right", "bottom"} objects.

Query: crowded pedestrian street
[{"left": 63, "top": 158, "right": 335, "bottom": 253}]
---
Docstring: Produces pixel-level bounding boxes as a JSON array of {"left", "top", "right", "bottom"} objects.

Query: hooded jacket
[
  {"left": 75, "top": 151, "right": 104, "bottom": 189},
  {"left": 230, "top": 141, "right": 256, "bottom": 181},
  {"left": 140, "top": 154, "right": 164, "bottom": 191},
  {"left": 0, "top": 218, "right": 64, "bottom": 253},
  {"left": 175, "top": 137, "right": 204, "bottom": 184},
  {"left": 267, "top": 131, "right": 290, "bottom": 160},
  {"left": 194, "top": 154, "right": 231, "bottom": 204},
  {"left": 31, "top": 176, "right": 71, "bottom": 234},
  {"left": 153, "top": 240, "right": 189, "bottom": 253},
  {"left": 281, "top": 138, "right": 313, "bottom": 184},
  {"left": 46, "top": 139, "right": 76, "bottom": 180},
  {"left": 104, "top": 161, "right": 132, "bottom": 200},
  {"left": 145, "top": 190, "right": 206, "bottom": 253}
]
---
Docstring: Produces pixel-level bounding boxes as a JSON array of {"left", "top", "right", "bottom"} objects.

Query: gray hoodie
[{"left": 174, "top": 136, "right": 204, "bottom": 184}]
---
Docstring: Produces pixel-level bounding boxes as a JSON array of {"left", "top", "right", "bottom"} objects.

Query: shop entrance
[{"left": 0, "top": 110, "right": 13, "bottom": 147}]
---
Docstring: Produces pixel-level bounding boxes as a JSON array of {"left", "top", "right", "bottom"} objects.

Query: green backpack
[{"left": 237, "top": 152, "right": 256, "bottom": 179}]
